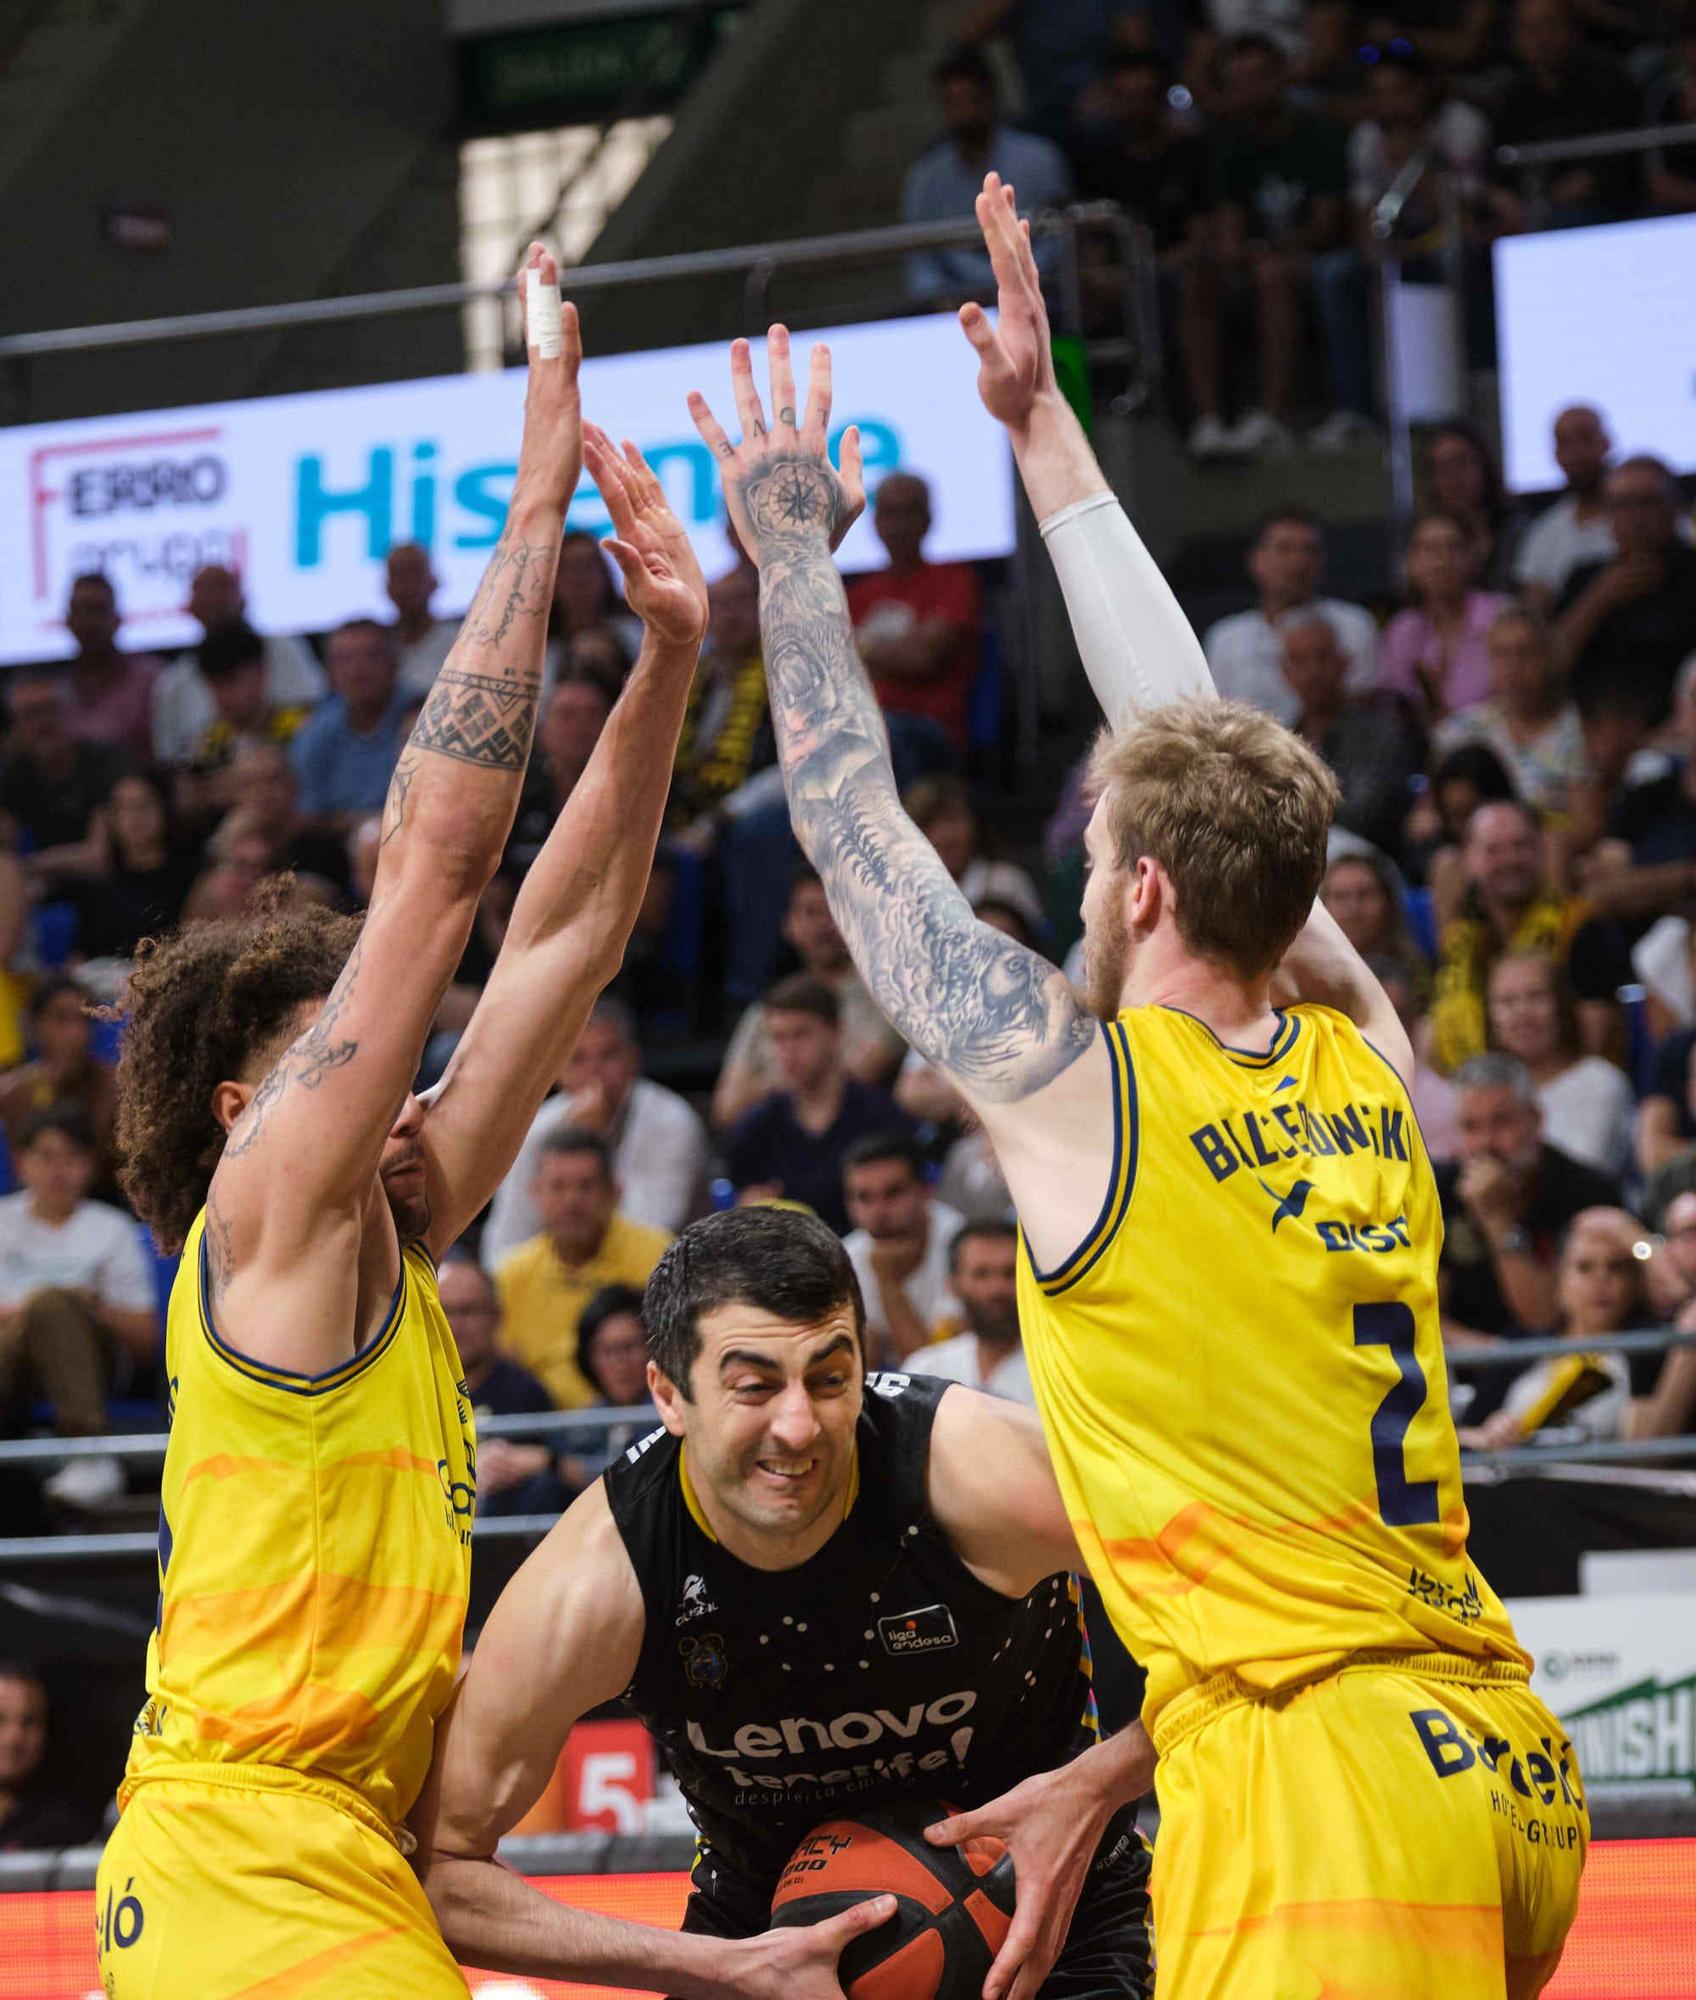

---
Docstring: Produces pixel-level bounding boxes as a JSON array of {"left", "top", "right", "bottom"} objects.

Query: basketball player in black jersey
[{"left": 413, "top": 1207, "right": 1153, "bottom": 2000}]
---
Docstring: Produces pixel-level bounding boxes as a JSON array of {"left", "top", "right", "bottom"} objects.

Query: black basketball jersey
[{"left": 603, "top": 1370, "right": 1107, "bottom": 1901}]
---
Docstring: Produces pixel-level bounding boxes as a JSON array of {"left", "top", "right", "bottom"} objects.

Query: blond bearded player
[
  {"left": 681, "top": 179, "right": 1588, "bottom": 1999},
  {"left": 95, "top": 249, "right": 727, "bottom": 1999}
]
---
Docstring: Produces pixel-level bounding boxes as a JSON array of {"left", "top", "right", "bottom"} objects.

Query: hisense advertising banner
[{"left": 0, "top": 313, "right": 1015, "bottom": 666}]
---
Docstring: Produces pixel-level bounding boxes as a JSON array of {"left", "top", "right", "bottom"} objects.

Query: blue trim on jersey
[
  {"left": 1030, "top": 1020, "right": 1139, "bottom": 1296},
  {"left": 1160, "top": 1004, "right": 1300, "bottom": 1068},
  {"left": 1025, "top": 1022, "right": 1125, "bottom": 1288},
  {"left": 197, "top": 1233, "right": 408, "bottom": 1396}
]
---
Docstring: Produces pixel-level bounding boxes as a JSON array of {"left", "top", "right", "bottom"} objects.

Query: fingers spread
[
  {"left": 688, "top": 389, "right": 734, "bottom": 462},
  {"left": 585, "top": 430, "right": 639, "bottom": 539},
  {"left": 767, "top": 323, "right": 799, "bottom": 430},
  {"left": 838, "top": 423, "right": 863, "bottom": 493},
  {"left": 801, "top": 339, "right": 833, "bottom": 447},
  {"left": 730, "top": 337, "right": 769, "bottom": 440},
  {"left": 621, "top": 439, "right": 666, "bottom": 510}
]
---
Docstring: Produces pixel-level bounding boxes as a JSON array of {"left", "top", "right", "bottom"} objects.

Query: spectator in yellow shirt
[{"left": 490, "top": 1128, "right": 671, "bottom": 1407}]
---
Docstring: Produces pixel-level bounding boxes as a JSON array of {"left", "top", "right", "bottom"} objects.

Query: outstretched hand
[
  {"left": 924, "top": 1748, "right": 1138, "bottom": 2000},
  {"left": 688, "top": 325, "right": 865, "bottom": 568},
  {"left": 583, "top": 426, "right": 708, "bottom": 650},
  {"left": 514, "top": 242, "right": 584, "bottom": 512},
  {"left": 959, "top": 173, "right": 1059, "bottom": 436}
]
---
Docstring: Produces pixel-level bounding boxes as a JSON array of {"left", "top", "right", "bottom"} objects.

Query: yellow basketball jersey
[
  {"left": 1017, "top": 1003, "right": 1527, "bottom": 1725},
  {"left": 121, "top": 1212, "right": 475, "bottom": 1829}
]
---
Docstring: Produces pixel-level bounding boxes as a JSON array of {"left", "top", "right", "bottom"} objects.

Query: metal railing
[
  {"left": 1495, "top": 120, "right": 1696, "bottom": 170},
  {"left": 0, "top": 1323, "right": 1690, "bottom": 1567},
  {"left": 0, "top": 206, "right": 1128, "bottom": 363}
]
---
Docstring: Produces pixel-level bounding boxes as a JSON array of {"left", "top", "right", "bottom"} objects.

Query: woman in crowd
[
  {"left": 1382, "top": 511, "right": 1512, "bottom": 723},
  {"left": 1434, "top": 608, "right": 1587, "bottom": 821},
  {"left": 0, "top": 977, "right": 117, "bottom": 1192},
  {"left": 560, "top": 1284, "right": 657, "bottom": 1493},
  {"left": 1402, "top": 740, "right": 1519, "bottom": 888},
  {"left": 1319, "top": 852, "right": 1426, "bottom": 982},
  {"left": 1487, "top": 952, "right": 1636, "bottom": 1179},
  {"left": 1420, "top": 419, "right": 1520, "bottom": 588},
  {"left": 1462, "top": 1208, "right": 1696, "bottom": 1448},
  {"left": 68, "top": 772, "right": 201, "bottom": 965}
]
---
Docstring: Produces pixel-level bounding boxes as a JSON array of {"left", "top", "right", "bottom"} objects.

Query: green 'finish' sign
[{"left": 460, "top": 6, "right": 743, "bottom": 127}]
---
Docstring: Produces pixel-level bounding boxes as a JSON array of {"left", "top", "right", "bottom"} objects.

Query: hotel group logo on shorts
[{"left": 25, "top": 422, "right": 247, "bottom": 641}]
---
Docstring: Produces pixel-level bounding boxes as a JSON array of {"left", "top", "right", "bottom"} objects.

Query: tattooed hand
[
  {"left": 688, "top": 325, "right": 865, "bottom": 567},
  {"left": 513, "top": 241, "right": 585, "bottom": 513},
  {"left": 583, "top": 426, "right": 708, "bottom": 650}
]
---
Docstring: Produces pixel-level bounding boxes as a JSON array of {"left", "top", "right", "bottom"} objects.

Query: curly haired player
[{"left": 89, "top": 249, "right": 815, "bottom": 2000}]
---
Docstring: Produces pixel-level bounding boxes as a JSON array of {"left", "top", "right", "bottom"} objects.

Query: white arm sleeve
[{"left": 1038, "top": 491, "right": 1216, "bottom": 724}]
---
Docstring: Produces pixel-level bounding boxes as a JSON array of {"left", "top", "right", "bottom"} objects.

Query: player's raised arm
[
  {"left": 413, "top": 1483, "right": 891, "bottom": 1998},
  {"left": 688, "top": 332, "right": 1104, "bottom": 1151},
  {"left": 205, "top": 246, "right": 577, "bottom": 1362},
  {"left": 961, "top": 173, "right": 1212, "bottom": 723},
  {"left": 414, "top": 433, "right": 708, "bottom": 1255}
]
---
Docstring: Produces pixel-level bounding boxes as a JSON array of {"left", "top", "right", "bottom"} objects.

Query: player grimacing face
[{"left": 653, "top": 1302, "right": 863, "bottom": 1553}]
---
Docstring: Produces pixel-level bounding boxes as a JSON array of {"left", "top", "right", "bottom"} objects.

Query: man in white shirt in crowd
[
  {"left": 385, "top": 541, "right": 462, "bottom": 698},
  {"left": 154, "top": 562, "right": 326, "bottom": 765},
  {"left": 909, "top": 1219, "right": 1034, "bottom": 1405},
  {"left": 0, "top": 1107, "right": 158, "bottom": 1508},
  {"left": 1515, "top": 405, "right": 1616, "bottom": 618},
  {"left": 481, "top": 997, "right": 709, "bottom": 1261},
  {"left": 712, "top": 865, "right": 905, "bottom": 1128},
  {"left": 1202, "top": 504, "right": 1378, "bottom": 724},
  {"left": 841, "top": 1130, "right": 965, "bottom": 1364}
]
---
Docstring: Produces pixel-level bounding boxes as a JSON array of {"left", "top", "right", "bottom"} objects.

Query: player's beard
[{"left": 1082, "top": 893, "right": 1130, "bottom": 1020}]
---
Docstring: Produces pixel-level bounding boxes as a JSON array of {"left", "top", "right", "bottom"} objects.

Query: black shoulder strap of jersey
[{"left": 858, "top": 1369, "right": 948, "bottom": 1530}]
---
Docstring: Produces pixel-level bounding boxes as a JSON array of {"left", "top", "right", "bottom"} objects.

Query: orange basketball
[{"left": 769, "top": 1800, "right": 1016, "bottom": 2000}]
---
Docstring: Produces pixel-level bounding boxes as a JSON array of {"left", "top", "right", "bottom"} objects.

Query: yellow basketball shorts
[
  {"left": 1149, "top": 1655, "right": 1588, "bottom": 2000},
  {"left": 94, "top": 1771, "right": 469, "bottom": 2000}
]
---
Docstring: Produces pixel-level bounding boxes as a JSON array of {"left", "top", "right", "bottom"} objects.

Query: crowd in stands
[
  {"left": 2, "top": 378, "right": 1694, "bottom": 1564},
  {"left": 902, "top": 0, "right": 1696, "bottom": 454}
]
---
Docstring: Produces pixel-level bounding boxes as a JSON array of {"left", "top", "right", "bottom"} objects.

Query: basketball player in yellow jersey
[
  {"left": 92, "top": 249, "right": 732, "bottom": 2000},
  {"left": 690, "top": 183, "right": 1585, "bottom": 2000}
]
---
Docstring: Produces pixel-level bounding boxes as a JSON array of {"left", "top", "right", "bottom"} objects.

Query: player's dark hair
[
  {"left": 537, "top": 1126, "right": 614, "bottom": 1177},
  {"left": 116, "top": 884, "right": 362, "bottom": 1250},
  {"left": 68, "top": 570, "right": 114, "bottom": 600},
  {"left": 644, "top": 1208, "right": 865, "bottom": 1398},
  {"left": 762, "top": 972, "right": 840, "bottom": 1028},
  {"left": 577, "top": 1282, "right": 648, "bottom": 1393},
  {"left": 843, "top": 1129, "right": 927, "bottom": 1183},
  {"left": 17, "top": 1104, "right": 96, "bottom": 1157},
  {"left": 949, "top": 1217, "right": 1018, "bottom": 1271},
  {"left": 198, "top": 618, "right": 266, "bottom": 680}
]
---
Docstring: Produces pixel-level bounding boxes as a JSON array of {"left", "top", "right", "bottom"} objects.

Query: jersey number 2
[{"left": 1352, "top": 1303, "right": 1440, "bottom": 1527}]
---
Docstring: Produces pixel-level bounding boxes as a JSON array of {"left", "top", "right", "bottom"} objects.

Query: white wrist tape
[
  {"left": 525, "top": 267, "right": 563, "bottom": 359},
  {"left": 1039, "top": 491, "right": 1215, "bottom": 725}
]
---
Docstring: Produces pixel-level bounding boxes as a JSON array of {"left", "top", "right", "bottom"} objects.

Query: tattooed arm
[
  {"left": 415, "top": 434, "right": 707, "bottom": 1256},
  {"left": 206, "top": 246, "right": 579, "bottom": 1374},
  {"left": 689, "top": 332, "right": 1114, "bottom": 1268}
]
